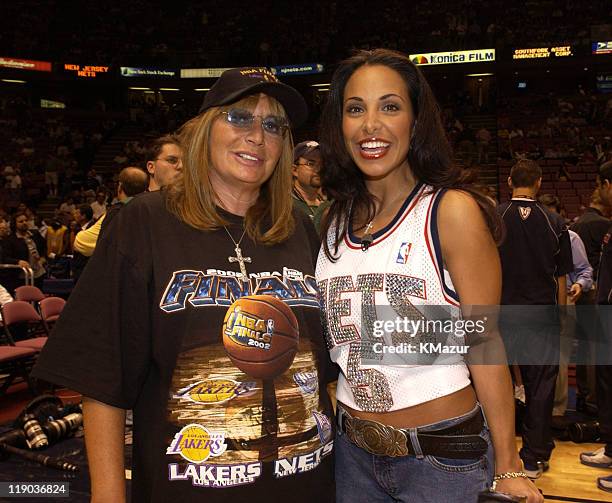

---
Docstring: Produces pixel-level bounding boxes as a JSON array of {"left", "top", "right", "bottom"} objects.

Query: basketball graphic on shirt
[
  {"left": 168, "top": 342, "right": 326, "bottom": 463},
  {"left": 222, "top": 295, "right": 299, "bottom": 379}
]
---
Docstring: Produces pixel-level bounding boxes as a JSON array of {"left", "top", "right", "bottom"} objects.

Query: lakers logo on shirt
[
  {"left": 174, "top": 378, "right": 257, "bottom": 404},
  {"left": 518, "top": 207, "right": 532, "bottom": 220},
  {"left": 396, "top": 242, "right": 412, "bottom": 264},
  {"left": 166, "top": 424, "right": 227, "bottom": 464},
  {"left": 224, "top": 306, "right": 275, "bottom": 350}
]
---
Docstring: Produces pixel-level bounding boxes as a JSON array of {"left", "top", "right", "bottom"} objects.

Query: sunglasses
[{"left": 220, "top": 108, "right": 289, "bottom": 137}]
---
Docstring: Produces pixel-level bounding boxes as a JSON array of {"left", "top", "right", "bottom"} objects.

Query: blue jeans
[{"left": 336, "top": 404, "right": 494, "bottom": 503}]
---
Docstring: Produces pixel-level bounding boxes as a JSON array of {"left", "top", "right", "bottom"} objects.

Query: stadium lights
[
  {"left": 128, "top": 87, "right": 150, "bottom": 90},
  {"left": 1, "top": 79, "right": 26, "bottom": 84},
  {"left": 194, "top": 88, "right": 210, "bottom": 91},
  {"left": 318, "top": 88, "right": 330, "bottom": 92},
  {"left": 311, "top": 83, "right": 330, "bottom": 87},
  {"left": 159, "top": 88, "right": 180, "bottom": 91},
  {"left": 465, "top": 73, "right": 494, "bottom": 77}
]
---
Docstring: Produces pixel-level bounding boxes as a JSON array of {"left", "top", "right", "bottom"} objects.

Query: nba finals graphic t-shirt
[{"left": 33, "top": 192, "right": 336, "bottom": 503}]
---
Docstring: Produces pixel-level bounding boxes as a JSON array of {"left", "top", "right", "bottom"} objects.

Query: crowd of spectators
[
  {"left": 1, "top": 0, "right": 609, "bottom": 68},
  {"left": 496, "top": 89, "right": 612, "bottom": 217},
  {"left": 0, "top": 112, "right": 118, "bottom": 210},
  {"left": 497, "top": 90, "right": 611, "bottom": 165}
]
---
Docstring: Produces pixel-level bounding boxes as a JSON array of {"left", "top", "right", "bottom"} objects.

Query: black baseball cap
[
  {"left": 199, "top": 67, "right": 308, "bottom": 127},
  {"left": 293, "top": 140, "right": 320, "bottom": 163}
]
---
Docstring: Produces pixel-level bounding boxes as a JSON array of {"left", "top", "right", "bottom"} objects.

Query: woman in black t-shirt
[{"left": 33, "top": 68, "right": 335, "bottom": 503}]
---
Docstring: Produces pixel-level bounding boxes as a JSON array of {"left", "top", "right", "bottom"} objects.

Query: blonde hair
[{"left": 166, "top": 95, "right": 295, "bottom": 245}]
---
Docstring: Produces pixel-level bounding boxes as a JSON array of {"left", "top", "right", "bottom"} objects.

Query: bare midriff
[{"left": 340, "top": 385, "right": 477, "bottom": 429}]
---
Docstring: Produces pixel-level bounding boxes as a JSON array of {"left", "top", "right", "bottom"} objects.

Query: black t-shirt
[
  {"left": 497, "top": 199, "right": 573, "bottom": 305},
  {"left": 571, "top": 207, "right": 610, "bottom": 280},
  {"left": 33, "top": 192, "right": 335, "bottom": 503},
  {"left": 597, "top": 225, "right": 612, "bottom": 304}
]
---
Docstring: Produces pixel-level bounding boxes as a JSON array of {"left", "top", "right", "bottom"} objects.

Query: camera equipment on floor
[{"left": 0, "top": 395, "right": 82, "bottom": 472}]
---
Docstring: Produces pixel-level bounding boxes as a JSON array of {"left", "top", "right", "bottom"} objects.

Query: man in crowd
[
  {"left": 0, "top": 218, "right": 18, "bottom": 293},
  {"left": 580, "top": 160, "right": 612, "bottom": 494},
  {"left": 475, "top": 127, "right": 492, "bottom": 164},
  {"left": 571, "top": 189, "right": 611, "bottom": 413},
  {"left": 497, "top": 159, "right": 573, "bottom": 479},
  {"left": 73, "top": 167, "right": 148, "bottom": 261},
  {"left": 539, "top": 194, "right": 593, "bottom": 426},
  {"left": 75, "top": 204, "right": 95, "bottom": 231},
  {"left": 5, "top": 212, "right": 47, "bottom": 289},
  {"left": 90, "top": 190, "right": 108, "bottom": 221},
  {"left": 71, "top": 205, "right": 96, "bottom": 281},
  {"left": 292, "top": 141, "right": 329, "bottom": 231},
  {"left": 572, "top": 190, "right": 610, "bottom": 276},
  {"left": 145, "top": 135, "right": 183, "bottom": 191}
]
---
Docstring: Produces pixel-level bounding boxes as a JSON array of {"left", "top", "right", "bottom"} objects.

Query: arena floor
[{"left": 0, "top": 384, "right": 610, "bottom": 502}]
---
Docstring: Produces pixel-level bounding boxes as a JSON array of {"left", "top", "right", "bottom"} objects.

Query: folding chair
[
  {"left": 1, "top": 301, "right": 48, "bottom": 351},
  {"left": 39, "top": 296, "right": 66, "bottom": 332},
  {"left": 14, "top": 285, "right": 46, "bottom": 304},
  {"left": 0, "top": 345, "right": 38, "bottom": 396}
]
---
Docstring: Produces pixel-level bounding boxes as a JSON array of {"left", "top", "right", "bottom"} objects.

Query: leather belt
[{"left": 337, "top": 405, "right": 488, "bottom": 459}]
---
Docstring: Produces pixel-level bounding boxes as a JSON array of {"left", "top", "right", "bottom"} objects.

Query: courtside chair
[
  {"left": 14, "top": 285, "right": 46, "bottom": 306},
  {"left": 39, "top": 296, "right": 66, "bottom": 332},
  {"left": 1, "top": 301, "right": 49, "bottom": 351},
  {"left": 0, "top": 344, "right": 38, "bottom": 396}
]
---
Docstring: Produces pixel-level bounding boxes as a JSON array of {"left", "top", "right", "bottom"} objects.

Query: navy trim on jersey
[
  {"left": 429, "top": 190, "right": 460, "bottom": 303},
  {"left": 347, "top": 182, "right": 424, "bottom": 247}
]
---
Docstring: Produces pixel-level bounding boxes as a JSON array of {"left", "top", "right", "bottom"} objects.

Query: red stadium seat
[
  {"left": 0, "top": 345, "right": 38, "bottom": 396},
  {"left": 39, "top": 297, "right": 66, "bottom": 331},
  {"left": 1, "top": 301, "right": 48, "bottom": 352},
  {"left": 554, "top": 182, "right": 572, "bottom": 189},
  {"left": 573, "top": 181, "right": 592, "bottom": 190},
  {"left": 565, "top": 204, "right": 580, "bottom": 216},
  {"left": 541, "top": 182, "right": 554, "bottom": 191},
  {"left": 14, "top": 285, "right": 46, "bottom": 304},
  {"left": 557, "top": 188, "right": 577, "bottom": 197}
]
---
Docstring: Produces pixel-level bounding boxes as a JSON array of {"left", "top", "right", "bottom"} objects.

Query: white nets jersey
[{"left": 316, "top": 183, "right": 471, "bottom": 413}]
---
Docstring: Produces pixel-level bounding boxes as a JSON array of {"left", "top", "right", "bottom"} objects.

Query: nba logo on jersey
[{"left": 396, "top": 242, "right": 412, "bottom": 264}]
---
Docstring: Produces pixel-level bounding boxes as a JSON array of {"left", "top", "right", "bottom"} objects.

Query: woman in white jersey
[{"left": 316, "top": 49, "right": 542, "bottom": 503}]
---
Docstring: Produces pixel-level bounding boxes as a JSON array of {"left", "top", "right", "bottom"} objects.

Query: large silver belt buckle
[{"left": 348, "top": 417, "right": 409, "bottom": 457}]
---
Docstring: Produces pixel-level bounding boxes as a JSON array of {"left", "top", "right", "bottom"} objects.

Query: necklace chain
[
  {"left": 364, "top": 191, "right": 409, "bottom": 233},
  {"left": 223, "top": 225, "right": 251, "bottom": 277},
  {"left": 360, "top": 191, "right": 409, "bottom": 251},
  {"left": 223, "top": 225, "right": 247, "bottom": 247}
]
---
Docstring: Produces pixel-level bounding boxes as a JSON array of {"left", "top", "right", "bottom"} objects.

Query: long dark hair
[{"left": 319, "top": 48, "right": 501, "bottom": 260}]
